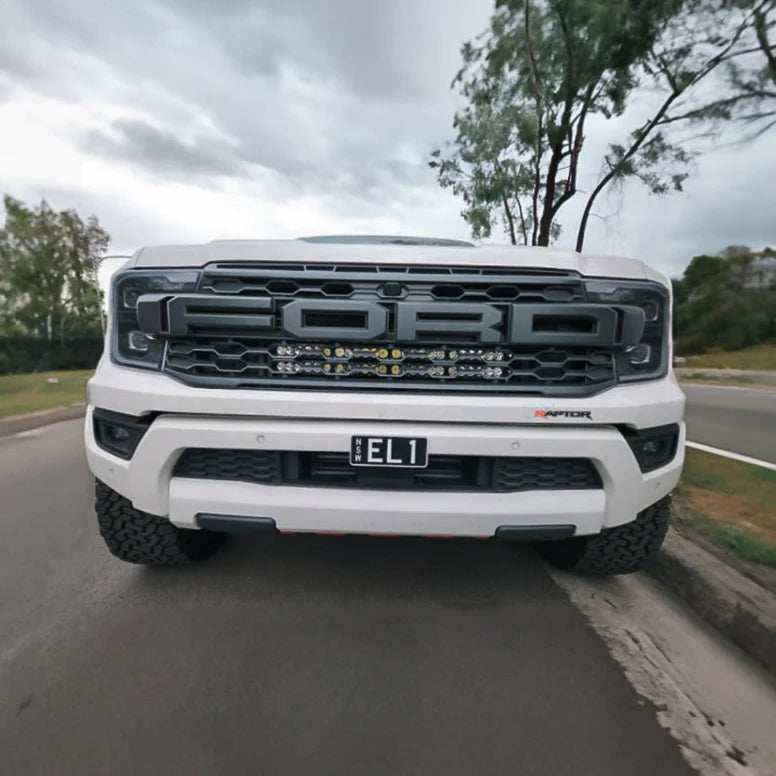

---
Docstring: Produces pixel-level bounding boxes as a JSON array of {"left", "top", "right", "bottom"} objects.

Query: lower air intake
[{"left": 173, "top": 449, "right": 602, "bottom": 493}]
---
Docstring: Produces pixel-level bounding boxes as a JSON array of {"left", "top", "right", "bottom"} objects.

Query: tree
[
  {"left": 673, "top": 247, "right": 776, "bottom": 352},
  {"left": 432, "top": 0, "right": 776, "bottom": 250},
  {"left": 0, "top": 196, "right": 109, "bottom": 338}
]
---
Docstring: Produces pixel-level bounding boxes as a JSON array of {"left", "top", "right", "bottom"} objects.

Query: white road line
[
  {"left": 686, "top": 440, "right": 776, "bottom": 471},
  {"left": 12, "top": 429, "right": 43, "bottom": 439}
]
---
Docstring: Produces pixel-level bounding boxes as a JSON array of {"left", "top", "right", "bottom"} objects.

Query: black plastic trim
[
  {"left": 619, "top": 423, "right": 680, "bottom": 473},
  {"left": 92, "top": 408, "right": 154, "bottom": 460},
  {"left": 494, "top": 525, "right": 577, "bottom": 541},
  {"left": 196, "top": 514, "right": 277, "bottom": 534}
]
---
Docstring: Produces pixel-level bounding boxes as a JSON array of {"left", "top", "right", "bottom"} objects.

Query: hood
[{"left": 127, "top": 239, "right": 668, "bottom": 285}]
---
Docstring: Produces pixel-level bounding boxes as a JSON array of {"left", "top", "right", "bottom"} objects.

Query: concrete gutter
[
  {"left": 644, "top": 528, "right": 776, "bottom": 676},
  {"left": 0, "top": 404, "right": 86, "bottom": 438}
]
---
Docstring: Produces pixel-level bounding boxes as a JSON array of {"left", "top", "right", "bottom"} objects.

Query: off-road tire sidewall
[
  {"left": 537, "top": 496, "right": 672, "bottom": 575},
  {"left": 94, "top": 479, "right": 224, "bottom": 565}
]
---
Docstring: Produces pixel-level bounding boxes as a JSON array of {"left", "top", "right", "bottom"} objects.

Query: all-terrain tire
[
  {"left": 536, "top": 496, "right": 671, "bottom": 575},
  {"left": 95, "top": 479, "right": 225, "bottom": 566}
]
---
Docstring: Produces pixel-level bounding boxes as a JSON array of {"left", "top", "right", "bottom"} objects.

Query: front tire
[
  {"left": 94, "top": 480, "right": 225, "bottom": 566},
  {"left": 537, "top": 496, "right": 671, "bottom": 575}
]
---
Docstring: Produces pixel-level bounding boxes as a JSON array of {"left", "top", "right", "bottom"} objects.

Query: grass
[
  {"left": 675, "top": 448, "right": 776, "bottom": 568},
  {"left": 0, "top": 370, "right": 91, "bottom": 418},
  {"left": 682, "top": 343, "right": 776, "bottom": 371}
]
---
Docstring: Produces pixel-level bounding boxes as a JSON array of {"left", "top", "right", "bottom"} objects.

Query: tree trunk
[
  {"left": 575, "top": 176, "right": 610, "bottom": 252},
  {"left": 515, "top": 197, "right": 529, "bottom": 245},
  {"left": 501, "top": 195, "right": 517, "bottom": 244}
]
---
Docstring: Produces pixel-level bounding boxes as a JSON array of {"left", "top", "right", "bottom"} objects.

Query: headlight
[
  {"left": 584, "top": 280, "right": 669, "bottom": 382},
  {"left": 111, "top": 270, "right": 200, "bottom": 370}
]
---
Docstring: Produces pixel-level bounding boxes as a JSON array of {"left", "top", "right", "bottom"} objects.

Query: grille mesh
[
  {"left": 172, "top": 449, "right": 601, "bottom": 493},
  {"left": 494, "top": 457, "right": 602, "bottom": 491},
  {"left": 164, "top": 339, "right": 614, "bottom": 391},
  {"left": 174, "top": 449, "right": 281, "bottom": 483}
]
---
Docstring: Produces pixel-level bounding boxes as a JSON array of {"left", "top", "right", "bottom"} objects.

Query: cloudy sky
[{"left": 0, "top": 0, "right": 773, "bottom": 279}]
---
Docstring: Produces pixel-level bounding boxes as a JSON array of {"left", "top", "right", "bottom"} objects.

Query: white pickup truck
[{"left": 85, "top": 236, "right": 685, "bottom": 573}]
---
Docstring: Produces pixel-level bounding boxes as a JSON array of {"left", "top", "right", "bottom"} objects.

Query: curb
[
  {"left": 0, "top": 404, "right": 86, "bottom": 438},
  {"left": 644, "top": 528, "right": 776, "bottom": 675}
]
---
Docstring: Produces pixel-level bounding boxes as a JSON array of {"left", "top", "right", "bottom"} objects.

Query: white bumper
[{"left": 84, "top": 402, "right": 685, "bottom": 539}]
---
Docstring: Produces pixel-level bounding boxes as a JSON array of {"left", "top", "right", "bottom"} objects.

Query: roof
[{"left": 128, "top": 238, "right": 667, "bottom": 285}]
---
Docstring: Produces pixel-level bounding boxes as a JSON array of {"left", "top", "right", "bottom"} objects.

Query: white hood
[{"left": 128, "top": 239, "right": 668, "bottom": 285}]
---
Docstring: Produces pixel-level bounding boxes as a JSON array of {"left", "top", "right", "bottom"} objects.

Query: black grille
[
  {"left": 197, "top": 263, "right": 583, "bottom": 303},
  {"left": 152, "top": 262, "right": 619, "bottom": 395},
  {"left": 173, "top": 449, "right": 602, "bottom": 493},
  {"left": 165, "top": 339, "right": 614, "bottom": 392},
  {"left": 495, "top": 457, "right": 604, "bottom": 491},
  {"left": 174, "top": 449, "right": 281, "bottom": 483}
]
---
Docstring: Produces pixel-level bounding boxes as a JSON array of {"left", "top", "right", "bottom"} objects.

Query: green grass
[
  {"left": 674, "top": 505, "right": 776, "bottom": 567},
  {"left": 676, "top": 448, "right": 776, "bottom": 568},
  {"left": 0, "top": 370, "right": 91, "bottom": 418},
  {"left": 683, "top": 343, "right": 776, "bottom": 370}
]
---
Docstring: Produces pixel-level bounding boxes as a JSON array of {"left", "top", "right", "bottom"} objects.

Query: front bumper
[{"left": 84, "top": 406, "right": 685, "bottom": 539}]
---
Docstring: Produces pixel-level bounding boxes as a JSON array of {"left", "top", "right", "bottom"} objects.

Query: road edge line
[{"left": 686, "top": 441, "right": 776, "bottom": 471}]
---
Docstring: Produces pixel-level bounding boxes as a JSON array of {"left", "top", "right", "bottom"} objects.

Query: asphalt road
[
  {"left": 683, "top": 383, "right": 776, "bottom": 464},
  {"left": 0, "top": 419, "right": 696, "bottom": 776}
]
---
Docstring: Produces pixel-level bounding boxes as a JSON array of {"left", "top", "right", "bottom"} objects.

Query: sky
[{"left": 0, "top": 0, "right": 774, "bottom": 280}]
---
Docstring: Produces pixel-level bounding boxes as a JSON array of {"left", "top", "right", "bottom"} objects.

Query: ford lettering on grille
[{"left": 138, "top": 296, "right": 639, "bottom": 347}]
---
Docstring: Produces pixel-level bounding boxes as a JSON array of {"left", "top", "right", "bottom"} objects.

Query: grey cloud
[
  {"left": 85, "top": 119, "right": 249, "bottom": 181},
  {"left": 0, "top": 0, "right": 487, "bottom": 203},
  {"left": 2, "top": 0, "right": 773, "bottom": 266}
]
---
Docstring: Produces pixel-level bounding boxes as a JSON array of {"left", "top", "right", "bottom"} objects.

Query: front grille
[
  {"left": 173, "top": 449, "right": 602, "bottom": 493},
  {"left": 152, "top": 262, "right": 620, "bottom": 395}
]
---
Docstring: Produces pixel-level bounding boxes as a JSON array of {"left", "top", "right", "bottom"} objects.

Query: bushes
[
  {"left": 0, "top": 337, "right": 104, "bottom": 375},
  {"left": 673, "top": 250, "right": 776, "bottom": 355}
]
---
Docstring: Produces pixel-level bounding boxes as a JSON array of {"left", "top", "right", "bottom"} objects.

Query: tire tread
[
  {"left": 538, "top": 496, "right": 671, "bottom": 575},
  {"left": 94, "top": 480, "right": 223, "bottom": 566}
]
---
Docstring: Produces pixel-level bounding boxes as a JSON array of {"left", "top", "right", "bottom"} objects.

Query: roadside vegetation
[
  {"left": 674, "top": 448, "right": 776, "bottom": 568},
  {"left": 681, "top": 343, "right": 776, "bottom": 371},
  {"left": 0, "top": 370, "right": 91, "bottom": 418},
  {"left": 673, "top": 247, "right": 776, "bottom": 356},
  {"left": 1, "top": 196, "right": 107, "bottom": 377}
]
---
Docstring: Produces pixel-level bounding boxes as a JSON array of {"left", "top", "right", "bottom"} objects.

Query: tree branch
[
  {"left": 501, "top": 194, "right": 518, "bottom": 244},
  {"left": 523, "top": 0, "right": 543, "bottom": 246},
  {"left": 514, "top": 195, "right": 529, "bottom": 245},
  {"left": 754, "top": 5, "right": 776, "bottom": 80}
]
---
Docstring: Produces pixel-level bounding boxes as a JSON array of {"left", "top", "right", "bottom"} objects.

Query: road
[
  {"left": 0, "top": 420, "right": 698, "bottom": 776},
  {"left": 683, "top": 383, "right": 776, "bottom": 464}
]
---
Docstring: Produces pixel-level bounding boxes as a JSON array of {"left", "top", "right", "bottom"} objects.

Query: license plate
[{"left": 350, "top": 436, "right": 428, "bottom": 468}]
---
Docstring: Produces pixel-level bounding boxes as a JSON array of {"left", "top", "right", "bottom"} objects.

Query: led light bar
[
  {"left": 271, "top": 342, "right": 509, "bottom": 380},
  {"left": 273, "top": 343, "right": 509, "bottom": 363}
]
